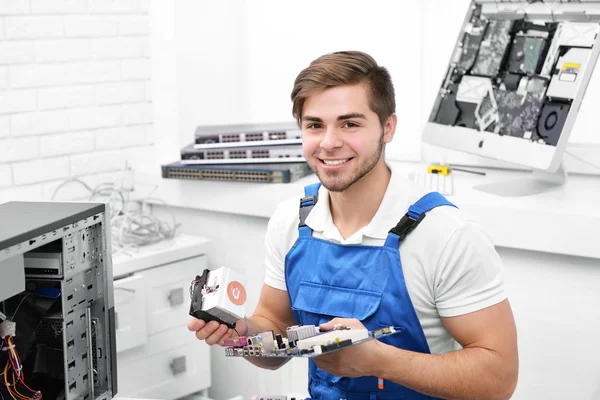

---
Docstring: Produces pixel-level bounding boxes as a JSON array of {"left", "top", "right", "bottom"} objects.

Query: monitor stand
[{"left": 473, "top": 162, "right": 567, "bottom": 197}]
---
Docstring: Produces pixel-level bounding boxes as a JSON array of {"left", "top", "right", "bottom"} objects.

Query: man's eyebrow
[
  {"left": 302, "top": 113, "right": 367, "bottom": 123},
  {"left": 303, "top": 116, "right": 323, "bottom": 123},
  {"left": 337, "top": 113, "right": 367, "bottom": 121}
]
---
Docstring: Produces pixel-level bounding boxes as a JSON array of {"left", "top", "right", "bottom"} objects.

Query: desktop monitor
[{"left": 421, "top": 1, "right": 600, "bottom": 196}]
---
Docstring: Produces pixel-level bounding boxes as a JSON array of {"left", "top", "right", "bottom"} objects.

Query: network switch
[
  {"left": 161, "top": 162, "right": 313, "bottom": 184},
  {"left": 194, "top": 122, "right": 302, "bottom": 149},
  {"left": 181, "top": 144, "right": 305, "bottom": 164}
]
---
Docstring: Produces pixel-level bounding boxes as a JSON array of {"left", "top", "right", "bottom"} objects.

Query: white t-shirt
[{"left": 264, "top": 163, "right": 506, "bottom": 354}]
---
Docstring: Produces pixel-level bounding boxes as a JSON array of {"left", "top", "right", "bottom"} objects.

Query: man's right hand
[
  {"left": 187, "top": 284, "right": 297, "bottom": 371},
  {"left": 187, "top": 318, "right": 248, "bottom": 346}
]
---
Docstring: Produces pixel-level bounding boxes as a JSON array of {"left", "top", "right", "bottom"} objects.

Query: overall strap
[
  {"left": 384, "top": 192, "right": 457, "bottom": 248},
  {"left": 298, "top": 182, "right": 321, "bottom": 237}
]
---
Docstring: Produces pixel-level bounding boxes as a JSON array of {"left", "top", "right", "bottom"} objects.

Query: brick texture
[{"left": 0, "top": 2, "right": 154, "bottom": 202}]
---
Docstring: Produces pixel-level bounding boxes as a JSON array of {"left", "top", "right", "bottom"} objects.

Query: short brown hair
[{"left": 291, "top": 51, "right": 396, "bottom": 127}]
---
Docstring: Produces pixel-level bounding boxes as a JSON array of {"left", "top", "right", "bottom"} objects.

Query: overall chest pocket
[
  {"left": 291, "top": 281, "right": 383, "bottom": 387},
  {"left": 292, "top": 281, "right": 383, "bottom": 327}
]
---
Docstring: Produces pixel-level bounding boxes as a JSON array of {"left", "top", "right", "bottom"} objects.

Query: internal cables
[
  {"left": 1, "top": 336, "right": 41, "bottom": 400},
  {"left": 51, "top": 174, "right": 179, "bottom": 256}
]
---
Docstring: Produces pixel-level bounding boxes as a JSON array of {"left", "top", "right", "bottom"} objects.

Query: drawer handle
[
  {"left": 168, "top": 288, "right": 184, "bottom": 307},
  {"left": 170, "top": 356, "right": 186, "bottom": 375},
  {"left": 115, "top": 287, "right": 135, "bottom": 294}
]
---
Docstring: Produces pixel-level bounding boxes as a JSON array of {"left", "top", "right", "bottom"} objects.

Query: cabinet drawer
[
  {"left": 117, "top": 317, "right": 199, "bottom": 362},
  {"left": 114, "top": 273, "right": 148, "bottom": 353},
  {"left": 143, "top": 255, "right": 207, "bottom": 335},
  {"left": 116, "top": 335, "right": 211, "bottom": 400}
]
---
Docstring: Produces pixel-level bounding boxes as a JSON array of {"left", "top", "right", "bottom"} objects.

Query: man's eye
[
  {"left": 307, "top": 124, "right": 322, "bottom": 130},
  {"left": 343, "top": 122, "right": 358, "bottom": 128}
]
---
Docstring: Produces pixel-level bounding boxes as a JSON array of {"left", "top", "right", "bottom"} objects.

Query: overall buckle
[
  {"left": 298, "top": 195, "right": 318, "bottom": 228},
  {"left": 300, "top": 195, "right": 317, "bottom": 208},
  {"left": 390, "top": 212, "right": 426, "bottom": 241}
]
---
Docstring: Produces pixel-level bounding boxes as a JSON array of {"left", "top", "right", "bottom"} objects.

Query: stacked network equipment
[{"left": 161, "top": 122, "right": 313, "bottom": 183}]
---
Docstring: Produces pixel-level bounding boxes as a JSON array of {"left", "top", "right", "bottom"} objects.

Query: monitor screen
[{"left": 422, "top": 1, "right": 600, "bottom": 173}]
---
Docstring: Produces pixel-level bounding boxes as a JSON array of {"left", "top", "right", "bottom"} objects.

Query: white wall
[
  {"left": 152, "top": 0, "right": 423, "bottom": 166},
  {"left": 0, "top": 0, "right": 156, "bottom": 203},
  {"left": 243, "top": 0, "right": 422, "bottom": 162},
  {"left": 500, "top": 247, "right": 600, "bottom": 400},
  {"left": 156, "top": 0, "right": 600, "bottom": 176}
]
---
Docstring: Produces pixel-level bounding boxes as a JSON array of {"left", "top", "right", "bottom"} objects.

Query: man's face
[{"left": 301, "top": 83, "right": 394, "bottom": 192}]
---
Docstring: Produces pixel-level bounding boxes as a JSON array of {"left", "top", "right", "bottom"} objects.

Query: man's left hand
[{"left": 313, "top": 318, "right": 385, "bottom": 378}]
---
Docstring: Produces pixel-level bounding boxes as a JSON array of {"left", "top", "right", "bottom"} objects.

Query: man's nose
[{"left": 320, "top": 127, "right": 343, "bottom": 150}]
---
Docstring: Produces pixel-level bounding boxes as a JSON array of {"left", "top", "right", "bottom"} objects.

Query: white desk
[{"left": 135, "top": 160, "right": 600, "bottom": 260}]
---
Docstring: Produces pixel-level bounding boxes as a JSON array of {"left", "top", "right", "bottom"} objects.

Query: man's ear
[{"left": 383, "top": 113, "right": 397, "bottom": 144}]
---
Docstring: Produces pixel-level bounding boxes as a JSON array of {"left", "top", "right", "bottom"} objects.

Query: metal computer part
[
  {"left": 547, "top": 48, "right": 593, "bottom": 99},
  {"left": 24, "top": 251, "right": 63, "bottom": 278}
]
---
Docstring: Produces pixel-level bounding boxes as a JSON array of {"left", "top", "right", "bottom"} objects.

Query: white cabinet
[
  {"left": 114, "top": 274, "right": 148, "bottom": 353},
  {"left": 117, "top": 323, "right": 210, "bottom": 400},
  {"left": 143, "top": 256, "right": 199, "bottom": 335},
  {"left": 112, "top": 234, "right": 212, "bottom": 400}
]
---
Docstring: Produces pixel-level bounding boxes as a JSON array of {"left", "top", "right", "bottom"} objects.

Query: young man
[{"left": 188, "top": 51, "right": 518, "bottom": 400}]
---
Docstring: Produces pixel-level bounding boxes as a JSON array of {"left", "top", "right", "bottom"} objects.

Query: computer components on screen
[
  {"left": 430, "top": 4, "right": 600, "bottom": 148},
  {"left": 189, "top": 267, "right": 247, "bottom": 329},
  {"left": 223, "top": 325, "right": 398, "bottom": 358}
]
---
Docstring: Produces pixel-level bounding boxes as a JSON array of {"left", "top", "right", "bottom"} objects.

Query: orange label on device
[{"left": 227, "top": 281, "right": 247, "bottom": 306}]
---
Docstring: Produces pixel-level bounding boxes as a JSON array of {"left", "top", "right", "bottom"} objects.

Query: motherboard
[{"left": 223, "top": 325, "right": 399, "bottom": 358}]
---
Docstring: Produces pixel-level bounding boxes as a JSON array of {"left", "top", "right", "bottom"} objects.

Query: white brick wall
[
  {"left": 31, "top": 0, "right": 86, "bottom": 15},
  {"left": 0, "top": 68, "right": 7, "bottom": 89},
  {"left": 5, "top": 17, "right": 64, "bottom": 39},
  {"left": 64, "top": 16, "right": 118, "bottom": 37},
  {"left": 122, "top": 58, "right": 151, "bottom": 80},
  {"left": 0, "top": 41, "right": 35, "bottom": 64},
  {"left": 0, "top": 89, "right": 37, "bottom": 113},
  {"left": 13, "top": 156, "right": 70, "bottom": 185},
  {"left": 0, "top": 1, "right": 30, "bottom": 15},
  {"left": 0, "top": 164, "right": 11, "bottom": 187},
  {"left": 0, "top": 1, "right": 154, "bottom": 203},
  {"left": 0, "top": 116, "right": 9, "bottom": 138},
  {"left": 95, "top": 126, "right": 146, "bottom": 150}
]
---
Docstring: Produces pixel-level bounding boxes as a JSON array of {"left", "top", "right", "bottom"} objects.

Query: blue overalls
[{"left": 285, "top": 183, "right": 456, "bottom": 400}]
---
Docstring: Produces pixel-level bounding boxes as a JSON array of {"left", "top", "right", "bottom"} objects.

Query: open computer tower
[
  {"left": 0, "top": 202, "right": 117, "bottom": 400},
  {"left": 422, "top": 0, "right": 600, "bottom": 196}
]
